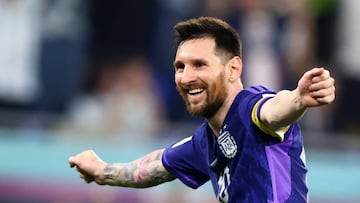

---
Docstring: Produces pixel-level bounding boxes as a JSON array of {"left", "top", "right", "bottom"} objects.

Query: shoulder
[
  {"left": 242, "top": 85, "right": 276, "bottom": 97},
  {"left": 233, "top": 86, "right": 276, "bottom": 112},
  {"left": 192, "top": 122, "right": 209, "bottom": 141}
]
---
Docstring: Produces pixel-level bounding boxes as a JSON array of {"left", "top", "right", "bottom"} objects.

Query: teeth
[{"left": 188, "top": 88, "right": 204, "bottom": 94}]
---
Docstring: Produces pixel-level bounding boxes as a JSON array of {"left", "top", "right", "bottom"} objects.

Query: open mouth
[{"left": 188, "top": 88, "right": 204, "bottom": 95}]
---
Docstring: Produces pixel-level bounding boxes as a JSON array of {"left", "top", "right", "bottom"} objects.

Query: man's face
[{"left": 174, "top": 37, "right": 229, "bottom": 118}]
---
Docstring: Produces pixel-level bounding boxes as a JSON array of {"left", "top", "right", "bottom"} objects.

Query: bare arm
[
  {"left": 68, "top": 149, "right": 176, "bottom": 188},
  {"left": 260, "top": 67, "right": 335, "bottom": 130}
]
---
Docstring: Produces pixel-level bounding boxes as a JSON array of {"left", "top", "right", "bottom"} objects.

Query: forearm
[
  {"left": 260, "top": 89, "right": 306, "bottom": 130},
  {"left": 101, "top": 149, "right": 176, "bottom": 188}
]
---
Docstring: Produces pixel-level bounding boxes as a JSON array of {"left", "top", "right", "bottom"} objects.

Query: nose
[{"left": 179, "top": 66, "right": 196, "bottom": 84}]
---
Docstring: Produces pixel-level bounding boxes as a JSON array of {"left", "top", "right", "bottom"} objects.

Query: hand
[
  {"left": 297, "top": 67, "right": 335, "bottom": 107},
  {"left": 68, "top": 150, "right": 107, "bottom": 185}
]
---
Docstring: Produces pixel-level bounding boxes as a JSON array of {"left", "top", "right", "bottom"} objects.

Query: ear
[{"left": 227, "top": 56, "right": 242, "bottom": 81}]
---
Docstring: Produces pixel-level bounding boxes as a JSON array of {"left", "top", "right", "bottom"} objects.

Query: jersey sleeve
[
  {"left": 246, "top": 86, "right": 290, "bottom": 142},
  {"left": 162, "top": 134, "right": 209, "bottom": 189}
]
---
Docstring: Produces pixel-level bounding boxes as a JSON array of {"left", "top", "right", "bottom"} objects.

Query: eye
[
  {"left": 195, "top": 62, "right": 204, "bottom": 67},
  {"left": 194, "top": 60, "right": 206, "bottom": 68},
  {"left": 174, "top": 62, "right": 185, "bottom": 71}
]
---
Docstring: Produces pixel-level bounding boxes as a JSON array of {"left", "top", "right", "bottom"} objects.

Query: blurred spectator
[
  {"left": 53, "top": 0, "right": 167, "bottom": 140},
  {"left": 0, "top": 0, "right": 340, "bottom": 135},
  {"left": 16, "top": 0, "right": 91, "bottom": 132},
  {"left": 227, "top": 0, "right": 286, "bottom": 91},
  {"left": 299, "top": 0, "right": 339, "bottom": 132},
  {"left": 275, "top": 0, "right": 327, "bottom": 132},
  {"left": 202, "top": 0, "right": 235, "bottom": 19},
  {"left": 334, "top": 0, "right": 360, "bottom": 134},
  {"left": 278, "top": 0, "right": 316, "bottom": 80},
  {"left": 0, "top": 0, "right": 42, "bottom": 108},
  {"left": 150, "top": 0, "right": 202, "bottom": 122},
  {"left": 0, "top": 0, "right": 90, "bottom": 131},
  {"left": 85, "top": 0, "right": 156, "bottom": 94},
  {"left": 308, "top": 0, "right": 339, "bottom": 66},
  {"left": 56, "top": 56, "right": 165, "bottom": 141},
  {"left": 35, "top": 0, "right": 90, "bottom": 114},
  {"left": 225, "top": 0, "right": 337, "bottom": 132}
]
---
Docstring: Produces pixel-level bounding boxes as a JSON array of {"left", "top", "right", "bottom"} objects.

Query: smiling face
[{"left": 174, "top": 37, "right": 230, "bottom": 118}]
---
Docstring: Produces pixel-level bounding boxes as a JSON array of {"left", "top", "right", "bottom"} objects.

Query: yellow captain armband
[{"left": 251, "top": 98, "right": 289, "bottom": 142}]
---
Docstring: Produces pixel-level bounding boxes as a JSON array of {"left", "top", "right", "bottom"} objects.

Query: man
[{"left": 69, "top": 17, "right": 335, "bottom": 203}]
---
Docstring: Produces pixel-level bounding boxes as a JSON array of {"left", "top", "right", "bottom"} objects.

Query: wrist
[
  {"left": 293, "top": 88, "right": 306, "bottom": 111},
  {"left": 94, "top": 162, "right": 108, "bottom": 185}
]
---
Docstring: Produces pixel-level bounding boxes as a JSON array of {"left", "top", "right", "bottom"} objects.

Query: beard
[{"left": 176, "top": 71, "right": 228, "bottom": 118}]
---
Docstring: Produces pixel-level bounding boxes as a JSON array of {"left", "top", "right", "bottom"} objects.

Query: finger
[
  {"left": 69, "top": 156, "right": 76, "bottom": 168},
  {"left": 85, "top": 176, "right": 95, "bottom": 183},
  {"left": 75, "top": 165, "right": 90, "bottom": 176},
  {"left": 310, "top": 86, "right": 335, "bottom": 99},
  {"left": 79, "top": 173, "right": 94, "bottom": 183},
  {"left": 311, "top": 69, "right": 330, "bottom": 83},
  {"left": 77, "top": 167, "right": 94, "bottom": 183},
  {"left": 307, "top": 67, "right": 324, "bottom": 77},
  {"left": 309, "top": 77, "right": 334, "bottom": 91},
  {"left": 300, "top": 68, "right": 324, "bottom": 85},
  {"left": 315, "top": 93, "right": 336, "bottom": 105}
]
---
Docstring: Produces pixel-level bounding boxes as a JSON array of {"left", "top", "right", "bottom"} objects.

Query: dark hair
[{"left": 174, "top": 16, "right": 242, "bottom": 59}]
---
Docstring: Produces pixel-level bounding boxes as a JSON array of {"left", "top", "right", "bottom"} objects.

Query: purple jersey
[{"left": 162, "top": 86, "right": 308, "bottom": 203}]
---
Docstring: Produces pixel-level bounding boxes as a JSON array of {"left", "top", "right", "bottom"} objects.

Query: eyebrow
[{"left": 174, "top": 57, "right": 210, "bottom": 66}]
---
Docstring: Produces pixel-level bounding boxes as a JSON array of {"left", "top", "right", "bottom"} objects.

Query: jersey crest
[{"left": 218, "top": 131, "right": 237, "bottom": 159}]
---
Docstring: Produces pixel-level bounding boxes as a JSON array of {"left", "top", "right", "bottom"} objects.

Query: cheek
[
  {"left": 212, "top": 72, "right": 227, "bottom": 92},
  {"left": 174, "top": 73, "right": 181, "bottom": 84}
]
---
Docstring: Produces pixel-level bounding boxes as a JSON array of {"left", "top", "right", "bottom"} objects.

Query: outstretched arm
[
  {"left": 68, "top": 149, "right": 176, "bottom": 188},
  {"left": 260, "top": 67, "right": 335, "bottom": 130}
]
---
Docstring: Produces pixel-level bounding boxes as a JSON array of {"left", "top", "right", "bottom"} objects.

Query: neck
[{"left": 207, "top": 84, "right": 243, "bottom": 137}]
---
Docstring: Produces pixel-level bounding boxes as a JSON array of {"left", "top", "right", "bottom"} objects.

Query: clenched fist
[
  {"left": 68, "top": 150, "right": 107, "bottom": 185},
  {"left": 297, "top": 67, "right": 335, "bottom": 107}
]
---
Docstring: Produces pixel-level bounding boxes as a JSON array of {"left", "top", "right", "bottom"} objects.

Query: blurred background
[{"left": 0, "top": 0, "right": 359, "bottom": 202}]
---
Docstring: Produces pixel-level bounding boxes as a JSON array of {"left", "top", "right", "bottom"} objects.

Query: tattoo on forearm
[{"left": 102, "top": 149, "right": 175, "bottom": 188}]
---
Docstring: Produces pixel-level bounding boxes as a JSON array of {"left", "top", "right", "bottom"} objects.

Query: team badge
[{"left": 218, "top": 131, "right": 237, "bottom": 159}]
